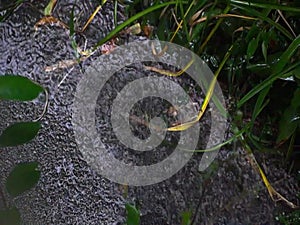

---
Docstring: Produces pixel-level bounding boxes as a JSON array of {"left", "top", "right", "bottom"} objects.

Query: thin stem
[{"left": 0, "top": 186, "right": 8, "bottom": 209}]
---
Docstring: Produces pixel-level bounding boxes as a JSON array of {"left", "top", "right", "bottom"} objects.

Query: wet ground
[{"left": 0, "top": 1, "right": 299, "bottom": 225}]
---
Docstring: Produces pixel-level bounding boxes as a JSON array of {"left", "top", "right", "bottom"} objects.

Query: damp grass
[
  {"left": 118, "top": 0, "right": 300, "bottom": 213},
  {"left": 118, "top": 0, "right": 299, "bottom": 153}
]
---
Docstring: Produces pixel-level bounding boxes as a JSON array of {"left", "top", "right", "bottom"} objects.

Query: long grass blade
[
  {"left": 81, "top": 0, "right": 107, "bottom": 33},
  {"left": 239, "top": 133, "right": 298, "bottom": 209},
  {"left": 231, "top": 4, "right": 294, "bottom": 40},
  {"left": 182, "top": 127, "right": 246, "bottom": 153},
  {"left": 230, "top": 0, "right": 300, "bottom": 13},
  {"left": 250, "top": 85, "right": 271, "bottom": 127},
  {"left": 93, "top": 1, "right": 183, "bottom": 50},
  {"left": 169, "top": 0, "right": 196, "bottom": 43},
  {"left": 167, "top": 45, "right": 233, "bottom": 131},
  {"left": 271, "top": 35, "right": 300, "bottom": 73}
]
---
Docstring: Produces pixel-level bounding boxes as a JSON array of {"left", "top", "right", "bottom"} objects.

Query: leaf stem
[{"left": 0, "top": 186, "right": 8, "bottom": 209}]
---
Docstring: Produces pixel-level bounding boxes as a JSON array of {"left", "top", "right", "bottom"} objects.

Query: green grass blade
[
  {"left": 44, "top": 0, "right": 57, "bottom": 16},
  {"left": 271, "top": 35, "right": 300, "bottom": 73},
  {"left": 237, "top": 70, "right": 293, "bottom": 109},
  {"left": 230, "top": 0, "right": 300, "bottom": 13},
  {"left": 114, "top": 0, "right": 118, "bottom": 28},
  {"left": 179, "top": 0, "right": 190, "bottom": 43},
  {"left": 125, "top": 203, "right": 140, "bottom": 225},
  {"left": 182, "top": 126, "right": 247, "bottom": 153},
  {"left": 231, "top": 4, "right": 294, "bottom": 40},
  {"left": 93, "top": 1, "right": 183, "bottom": 50},
  {"left": 69, "top": 3, "right": 75, "bottom": 37},
  {"left": 251, "top": 85, "right": 271, "bottom": 122}
]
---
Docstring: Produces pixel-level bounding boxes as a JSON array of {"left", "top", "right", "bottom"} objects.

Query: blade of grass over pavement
[{"left": 93, "top": 1, "right": 185, "bottom": 50}]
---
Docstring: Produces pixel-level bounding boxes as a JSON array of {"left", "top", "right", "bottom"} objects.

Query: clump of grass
[{"left": 116, "top": 0, "right": 300, "bottom": 215}]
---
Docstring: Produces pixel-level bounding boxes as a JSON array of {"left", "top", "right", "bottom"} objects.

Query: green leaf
[
  {"left": 44, "top": 0, "right": 57, "bottom": 16},
  {"left": 69, "top": 3, "right": 75, "bottom": 37},
  {"left": 247, "top": 37, "right": 259, "bottom": 59},
  {"left": 290, "top": 88, "right": 300, "bottom": 108},
  {"left": 126, "top": 203, "right": 140, "bottom": 225},
  {"left": 276, "top": 88, "right": 300, "bottom": 144},
  {"left": 0, "top": 207, "right": 21, "bottom": 225},
  {"left": 262, "top": 40, "right": 267, "bottom": 62},
  {"left": 6, "top": 162, "right": 40, "bottom": 197},
  {"left": 245, "top": 25, "right": 259, "bottom": 43},
  {"left": 181, "top": 210, "right": 192, "bottom": 225},
  {"left": 230, "top": 0, "right": 300, "bottom": 13},
  {"left": 0, "top": 75, "right": 43, "bottom": 101},
  {"left": 271, "top": 35, "right": 300, "bottom": 74},
  {"left": 238, "top": 63, "right": 300, "bottom": 111},
  {"left": 252, "top": 85, "right": 271, "bottom": 120},
  {"left": 0, "top": 122, "right": 41, "bottom": 147},
  {"left": 293, "top": 66, "right": 300, "bottom": 79}
]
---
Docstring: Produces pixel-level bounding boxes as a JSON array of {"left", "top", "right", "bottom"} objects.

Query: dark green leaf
[
  {"left": 262, "top": 41, "right": 267, "bottom": 62},
  {"left": 69, "top": 3, "right": 75, "bottom": 37},
  {"left": 126, "top": 203, "right": 140, "bottom": 225},
  {"left": 290, "top": 88, "right": 300, "bottom": 108},
  {"left": 276, "top": 88, "right": 300, "bottom": 144},
  {"left": 247, "top": 37, "right": 259, "bottom": 59},
  {"left": 271, "top": 35, "right": 300, "bottom": 74},
  {"left": 293, "top": 66, "right": 300, "bottom": 79},
  {"left": 230, "top": 0, "right": 300, "bottom": 13},
  {"left": 0, "top": 207, "right": 21, "bottom": 225},
  {"left": 239, "top": 69, "right": 294, "bottom": 109},
  {"left": 0, "top": 122, "right": 41, "bottom": 147},
  {"left": 251, "top": 85, "right": 271, "bottom": 122},
  {"left": 0, "top": 75, "right": 43, "bottom": 101},
  {"left": 276, "top": 108, "right": 297, "bottom": 143},
  {"left": 6, "top": 162, "right": 40, "bottom": 197},
  {"left": 245, "top": 25, "right": 259, "bottom": 42}
]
